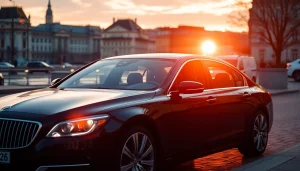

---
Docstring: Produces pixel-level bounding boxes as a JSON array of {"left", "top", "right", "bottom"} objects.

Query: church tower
[{"left": 46, "top": 0, "right": 53, "bottom": 24}]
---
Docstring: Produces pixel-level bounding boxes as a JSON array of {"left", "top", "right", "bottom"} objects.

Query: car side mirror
[
  {"left": 178, "top": 81, "right": 204, "bottom": 94},
  {"left": 51, "top": 78, "right": 61, "bottom": 86}
]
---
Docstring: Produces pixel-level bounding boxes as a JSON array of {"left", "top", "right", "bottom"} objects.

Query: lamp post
[{"left": 10, "top": 0, "right": 16, "bottom": 65}]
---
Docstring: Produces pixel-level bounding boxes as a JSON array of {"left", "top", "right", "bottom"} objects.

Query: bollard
[
  {"left": 48, "top": 72, "right": 51, "bottom": 85},
  {"left": 26, "top": 72, "right": 29, "bottom": 86}
]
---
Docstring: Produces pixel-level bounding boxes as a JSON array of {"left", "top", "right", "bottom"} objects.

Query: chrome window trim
[
  {"left": 36, "top": 163, "right": 90, "bottom": 171},
  {"left": 0, "top": 118, "right": 42, "bottom": 150}
]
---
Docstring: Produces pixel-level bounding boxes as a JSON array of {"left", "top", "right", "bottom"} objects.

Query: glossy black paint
[{"left": 0, "top": 54, "right": 273, "bottom": 170}]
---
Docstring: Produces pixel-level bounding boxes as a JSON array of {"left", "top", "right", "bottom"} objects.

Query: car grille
[{"left": 0, "top": 119, "right": 42, "bottom": 149}]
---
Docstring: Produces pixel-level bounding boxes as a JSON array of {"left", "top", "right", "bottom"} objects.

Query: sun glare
[{"left": 201, "top": 40, "right": 216, "bottom": 55}]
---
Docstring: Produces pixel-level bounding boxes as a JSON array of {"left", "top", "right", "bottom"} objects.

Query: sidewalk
[
  {"left": 267, "top": 80, "right": 300, "bottom": 96},
  {"left": 234, "top": 143, "right": 300, "bottom": 171}
]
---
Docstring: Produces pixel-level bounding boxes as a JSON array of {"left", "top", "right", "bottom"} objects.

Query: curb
[
  {"left": 269, "top": 89, "right": 300, "bottom": 96},
  {"left": 234, "top": 143, "right": 300, "bottom": 171}
]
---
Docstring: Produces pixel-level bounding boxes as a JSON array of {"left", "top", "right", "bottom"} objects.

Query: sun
[{"left": 201, "top": 40, "right": 216, "bottom": 55}]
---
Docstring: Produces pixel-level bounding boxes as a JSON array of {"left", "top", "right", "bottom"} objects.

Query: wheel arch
[
  {"left": 114, "top": 112, "right": 164, "bottom": 156},
  {"left": 292, "top": 69, "right": 300, "bottom": 76}
]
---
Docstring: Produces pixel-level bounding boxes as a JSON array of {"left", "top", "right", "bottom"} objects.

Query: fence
[{"left": 0, "top": 68, "right": 72, "bottom": 86}]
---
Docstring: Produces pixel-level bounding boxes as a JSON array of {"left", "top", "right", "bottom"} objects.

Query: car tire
[
  {"left": 113, "top": 126, "right": 158, "bottom": 171},
  {"left": 238, "top": 111, "right": 269, "bottom": 157},
  {"left": 293, "top": 71, "right": 300, "bottom": 82}
]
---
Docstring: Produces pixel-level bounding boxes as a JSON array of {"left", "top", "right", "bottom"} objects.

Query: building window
[
  {"left": 292, "top": 49, "right": 298, "bottom": 60},
  {"left": 32, "top": 46, "right": 34, "bottom": 51},
  {"left": 23, "top": 51, "right": 26, "bottom": 57},
  {"left": 1, "top": 39, "right": 4, "bottom": 48},
  {"left": 259, "top": 49, "right": 265, "bottom": 60},
  {"left": 41, "top": 39, "right": 43, "bottom": 43},
  {"left": 293, "top": 8, "right": 299, "bottom": 18},
  {"left": 37, "top": 39, "right": 39, "bottom": 43},
  {"left": 32, "top": 38, "right": 35, "bottom": 43},
  {"left": 293, "top": 31, "right": 298, "bottom": 41},
  {"left": 259, "top": 31, "right": 265, "bottom": 43},
  {"left": 23, "top": 32, "right": 26, "bottom": 36},
  {"left": 49, "top": 39, "right": 52, "bottom": 43}
]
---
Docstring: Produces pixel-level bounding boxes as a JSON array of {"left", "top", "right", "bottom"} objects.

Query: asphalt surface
[
  {"left": 0, "top": 89, "right": 299, "bottom": 171},
  {"left": 174, "top": 92, "right": 300, "bottom": 171}
]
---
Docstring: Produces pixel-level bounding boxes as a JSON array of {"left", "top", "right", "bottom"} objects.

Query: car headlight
[{"left": 47, "top": 115, "right": 109, "bottom": 138}]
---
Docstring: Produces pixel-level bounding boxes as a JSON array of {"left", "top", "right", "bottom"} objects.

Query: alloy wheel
[
  {"left": 253, "top": 114, "right": 268, "bottom": 152},
  {"left": 120, "top": 132, "right": 155, "bottom": 171}
]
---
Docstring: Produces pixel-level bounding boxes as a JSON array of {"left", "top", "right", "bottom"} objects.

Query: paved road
[{"left": 174, "top": 92, "right": 300, "bottom": 171}]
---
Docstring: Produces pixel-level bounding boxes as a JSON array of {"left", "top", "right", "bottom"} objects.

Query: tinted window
[
  {"left": 203, "top": 60, "right": 236, "bottom": 89},
  {"left": 171, "top": 60, "right": 207, "bottom": 91},
  {"left": 231, "top": 68, "right": 245, "bottom": 87},
  {"left": 58, "top": 58, "right": 175, "bottom": 90}
]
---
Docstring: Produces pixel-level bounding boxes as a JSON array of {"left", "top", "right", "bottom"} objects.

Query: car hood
[{"left": 0, "top": 88, "right": 155, "bottom": 115}]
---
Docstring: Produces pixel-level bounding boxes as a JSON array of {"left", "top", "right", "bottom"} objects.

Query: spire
[
  {"left": 48, "top": 0, "right": 51, "bottom": 8},
  {"left": 46, "top": 0, "right": 53, "bottom": 24}
]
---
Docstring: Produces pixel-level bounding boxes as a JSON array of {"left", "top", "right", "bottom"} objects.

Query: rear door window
[{"left": 202, "top": 60, "right": 236, "bottom": 89}]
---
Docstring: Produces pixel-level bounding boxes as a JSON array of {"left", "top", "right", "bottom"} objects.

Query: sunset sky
[{"left": 1, "top": 0, "right": 246, "bottom": 32}]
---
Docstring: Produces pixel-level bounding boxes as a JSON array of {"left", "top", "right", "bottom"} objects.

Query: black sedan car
[
  {"left": 0, "top": 54, "right": 273, "bottom": 171},
  {"left": 26, "top": 61, "right": 55, "bottom": 74}
]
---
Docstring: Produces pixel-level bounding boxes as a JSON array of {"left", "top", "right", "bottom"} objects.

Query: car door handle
[
  {"left": 242, "top": 92, "right": 251, "bottom": 98},
  {"left": 206, "top": 97, "right": 217, "bottom": 104}
]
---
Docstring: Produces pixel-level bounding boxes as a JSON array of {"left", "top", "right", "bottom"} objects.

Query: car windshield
[
  {"left": 0, "top": 62, "right": 13, "bottom": 67},
  {"left": 57, "top": 58, "right": 175, "bottom": 90},
  {"left": 41, "top": 62, "right": 50, "bottom": 67},
  {"left": 222, "top": 59, "right": 238, "bottom": 67}
]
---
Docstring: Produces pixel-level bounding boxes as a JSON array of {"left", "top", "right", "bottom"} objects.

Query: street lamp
[{"left": 10, "top": 0, "right": 16, "bottom": 65}]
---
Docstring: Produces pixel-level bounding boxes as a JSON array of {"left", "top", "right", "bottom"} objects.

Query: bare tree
[
  {"left": 228, "top": 0, "right": 252, "bottom": 30},
  {"left": 231, "top": 0, "right": 300, "bottom": 67}
]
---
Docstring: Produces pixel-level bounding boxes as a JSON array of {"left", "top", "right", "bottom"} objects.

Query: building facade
[
  {"left": 101, "top": 18, "right": 155, "bottom": 58},
  {"left": 0, "top": 0, "right": 101, "bottom": 66},
  {"left": 0, "top": 7, "right": 31, "bottom": 65},
  {"left": 249, "top": 0, "right": 300, "bottom": 64},
  {"left": 31, "top": 0, "right": 101, "bottom": 64},
  {"left": 148, "top": 26, "right": 249, "bottom": 55}
]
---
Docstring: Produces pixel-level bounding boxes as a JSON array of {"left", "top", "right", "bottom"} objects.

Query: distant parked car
[
  {"left": 218, "top": 55, "right": 258, "bottom": 82},
  {"left": 62, "top": 62, "right": 73, "bottom": 68},
  {"left": 0, "top": 62, "right": 15, "bottom": 68},
  {"left": 0, "top": 73, "right": 4, "bottom": 86},
  {"left": 26, "top": 61, "right": 55, "bottom": 74},
  {"left": 287, "top": 59, "right": 300, "bottom": 82}
]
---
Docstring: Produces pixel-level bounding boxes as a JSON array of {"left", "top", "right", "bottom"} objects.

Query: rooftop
[
  {"left": 32, "top": 23, "right": 101, "bottom": 34},
  {"left": 105, "top": 19, "right": 142, "bottom": 32},
  {"left": 0, "top": 7, "right": 27, "bottom": 19}
]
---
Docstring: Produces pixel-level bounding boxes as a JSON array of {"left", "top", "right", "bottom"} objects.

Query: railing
[{"left": 0, "top": 68, "right": 75, "bottom": 86}]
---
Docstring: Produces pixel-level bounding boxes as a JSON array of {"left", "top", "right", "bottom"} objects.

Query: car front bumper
[{"left": 0, "top": 129, "right": 116, "bottom": 171}]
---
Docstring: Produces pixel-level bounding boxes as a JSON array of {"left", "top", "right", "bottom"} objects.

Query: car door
[
  {"left": 167, "top": 60, "right": 219, "bottom": 155},
  {"left": 202, "top": 59, "right": 255, "bottom": 145}
]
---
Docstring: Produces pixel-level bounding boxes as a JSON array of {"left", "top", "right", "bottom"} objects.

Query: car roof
[{"left": 104, "top": 53, "right": 202, "bottom": 60}]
